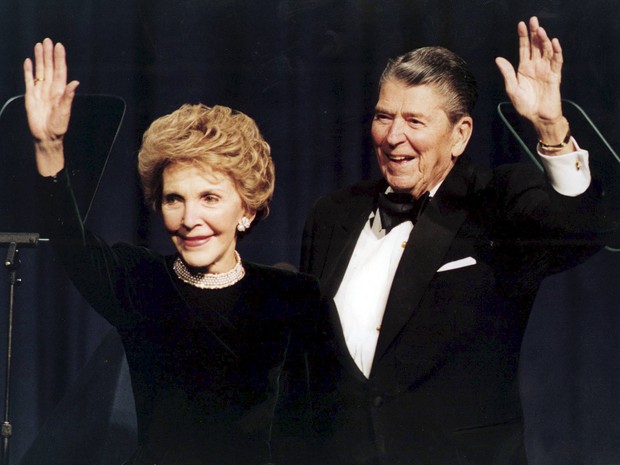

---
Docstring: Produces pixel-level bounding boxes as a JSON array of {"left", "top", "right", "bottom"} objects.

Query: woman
[{"left": 24, "top": 38, "right": 319, "bottom": 465}]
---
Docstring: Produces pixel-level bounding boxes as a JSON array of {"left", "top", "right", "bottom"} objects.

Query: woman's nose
[{"left": 181, "top": 202, "right": 203, "bottom": 229}]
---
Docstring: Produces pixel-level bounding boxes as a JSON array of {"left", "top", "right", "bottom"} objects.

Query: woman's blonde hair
[{"left": 138, "top": 104, "right": 275, "bottom": 223}]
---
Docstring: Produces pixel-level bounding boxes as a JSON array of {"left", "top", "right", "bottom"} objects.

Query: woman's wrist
[{"left": 34, "top": 139, "right": 65, "bottom": 176}]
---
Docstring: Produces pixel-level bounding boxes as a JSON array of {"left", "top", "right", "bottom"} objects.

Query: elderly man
[{"left": 300, "top": 17, "right": 618, "bottom": 465}]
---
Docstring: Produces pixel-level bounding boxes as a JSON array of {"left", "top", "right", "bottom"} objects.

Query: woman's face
[{"left": 161, "top": 163, "right": 253, "bottom": 273}]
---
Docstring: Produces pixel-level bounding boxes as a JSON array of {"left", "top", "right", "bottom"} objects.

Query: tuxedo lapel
[
  {"left": 322, "top": 182, "right": 382, "bottom": 299},
  {"left": 317, "top": 181, "right": 383, "bottom": 380},
  {"left": 325, "top": 298, "right": 370, "bottom": 382},
  {"left": 372, "top": 160, "right": 476, "bottom": 367}
]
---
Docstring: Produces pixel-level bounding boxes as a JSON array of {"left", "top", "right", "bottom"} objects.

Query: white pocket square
[{"left": 437, "top": 256, "right": 477, "bottom": 272}]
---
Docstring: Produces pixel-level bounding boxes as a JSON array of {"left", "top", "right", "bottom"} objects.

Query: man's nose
[{"left": 386, "top": 118, "right": 406, "bottom": 146}]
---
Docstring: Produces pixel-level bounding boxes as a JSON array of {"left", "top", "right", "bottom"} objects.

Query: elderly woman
[{"left": 24, "top": 39, "right": 319, "bottom": 465}]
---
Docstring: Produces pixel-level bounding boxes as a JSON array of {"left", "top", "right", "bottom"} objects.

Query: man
[{"left": 300, "top": 17, "right": 618, "bottom": 465}]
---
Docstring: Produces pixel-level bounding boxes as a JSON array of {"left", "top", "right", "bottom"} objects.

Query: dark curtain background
[{"left": 1, "top": 0, "right": 619, "bottom": 463}]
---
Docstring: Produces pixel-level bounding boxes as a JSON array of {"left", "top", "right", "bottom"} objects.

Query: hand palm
[
  {"left": 26, "top": 84, "right": 72, "bottom": 141},
  {"left": 496, "top": 17, "right": 563, "bottom": 126},
  {"left": 510, "top": 59, "right": 562, "bottom": 123},
  {"left": 23, "top": 39, "right": 79, "bottom": 142}
]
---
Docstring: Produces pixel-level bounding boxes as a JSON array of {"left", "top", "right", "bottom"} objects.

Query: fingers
[
  {"left": 528, "top": 16, "right": 542, "bottom": 61},
  {"left": 524, "top": 16, "right": 562, "bottom": 64},
  {"left": 517, "top": 20, "right": 529, "bottom": 64},
  {"left": 533, "top": 25, "right": 553, "bottom": 60},
  {"left": 42, "top": 38, "right": 54, "bottom": 85},
  {"left": 34, "top": 42, "right": 44, "bottom": 81},
  {"left": 27, "top": 38, "right": 71, "bottom": 87},
  {"left": 550, "top": 37, "right": 563, "bottom": 74},
  {"left": 37, "top": 39, "right": 52, "bottom": 88},
  {"left": 23, "top": 58, "right": 35, "bottom": 89},
  {"left": 53, "top": 42, "right": 68, "bottom": 86}
]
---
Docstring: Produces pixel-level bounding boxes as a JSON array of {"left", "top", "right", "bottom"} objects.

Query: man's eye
[{"left": 374, "top": 113, "right": 391, "bottom": 122}]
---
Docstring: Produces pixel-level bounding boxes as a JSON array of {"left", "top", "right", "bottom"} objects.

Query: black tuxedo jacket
[{"left": 300, "top": 156, "right": 617, "bottom": 465}]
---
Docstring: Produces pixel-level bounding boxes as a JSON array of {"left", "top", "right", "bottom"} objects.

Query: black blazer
[{"left": 300, "top": 156, "right": 615, "bottom": 465}]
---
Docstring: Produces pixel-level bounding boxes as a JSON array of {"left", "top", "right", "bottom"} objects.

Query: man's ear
[{"left": 450, "top": 116, "right": 473, "bottom": 158}]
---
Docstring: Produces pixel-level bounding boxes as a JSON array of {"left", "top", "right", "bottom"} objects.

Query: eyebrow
[
  {"left": 373, "top": 105, "right": 391, "bottom": 114},
  {"left": 374, "top": 105, "right": 429, "bottom": 120},
  {"left": 162, "top": 187, "right": 224, "bottom": 196}
]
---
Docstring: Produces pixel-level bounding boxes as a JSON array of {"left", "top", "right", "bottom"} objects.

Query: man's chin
[{"left": 386, "top": 178, "right": 419, "bottom": 195}]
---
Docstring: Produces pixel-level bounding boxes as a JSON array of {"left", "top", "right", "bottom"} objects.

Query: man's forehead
[{"left": 375, "top": 81, "right": 448, "bottom": 113}]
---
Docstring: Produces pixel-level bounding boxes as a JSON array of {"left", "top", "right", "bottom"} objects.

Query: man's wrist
[
  {"left": 537, "top": 125, "right": 571, "bottom": 153},
  {"left": 535, "top": 117, "right": 574, "bottom": 155}
]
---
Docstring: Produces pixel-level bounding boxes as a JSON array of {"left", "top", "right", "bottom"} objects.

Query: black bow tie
[{"left": 377, "top": 191, "right": 430, "bottom": 233}]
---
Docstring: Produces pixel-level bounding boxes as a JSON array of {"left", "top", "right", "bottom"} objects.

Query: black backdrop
[{"left": 1, "top": 1, "right": 620, "bottom": 463}]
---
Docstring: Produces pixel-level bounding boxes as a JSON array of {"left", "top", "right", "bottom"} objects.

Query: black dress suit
[{"left": 300, "top": 156, "right": 617, "bottom": 465}]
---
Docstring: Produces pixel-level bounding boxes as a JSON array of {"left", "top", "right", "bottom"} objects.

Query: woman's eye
[
  {"left": 203, "top": 194, "right": 219, "bottom": 203},
  {"left": 162, "top": 195, "right": 182, "bottom": 206}
]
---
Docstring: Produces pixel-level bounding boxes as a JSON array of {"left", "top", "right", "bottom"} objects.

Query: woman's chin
[{"left": 178, "top": 254, "right": 213, "bottom": 272}]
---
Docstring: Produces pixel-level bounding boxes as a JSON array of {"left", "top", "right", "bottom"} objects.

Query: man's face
[{"left": 371, "top": 79, "right": 472, "bottom": 198}]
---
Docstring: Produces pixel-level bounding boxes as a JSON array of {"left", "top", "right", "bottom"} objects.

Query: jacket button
[{"left": 373, "top": 396, "right": 383, "bottom": 407}]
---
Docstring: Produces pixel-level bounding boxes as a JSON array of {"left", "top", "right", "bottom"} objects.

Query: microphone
[{"left": 0, "top": 233, "right": 40, "bottom": 269}]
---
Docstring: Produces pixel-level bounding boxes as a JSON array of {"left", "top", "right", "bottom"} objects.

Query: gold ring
[{"left": 34, "top": 78, "right": 44, "bottom": 84}]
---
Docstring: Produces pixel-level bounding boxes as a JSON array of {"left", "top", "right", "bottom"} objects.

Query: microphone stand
[
  {"left": 0, "top": 233, "right": 39, "bottom": 465},
  {"left": 0, "top": 93, "right": 124, "bottom": 464}
]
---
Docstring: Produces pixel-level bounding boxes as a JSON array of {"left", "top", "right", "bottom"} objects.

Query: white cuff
[{"left": 538, "top": 138, "right": 591, "bottom": 197}]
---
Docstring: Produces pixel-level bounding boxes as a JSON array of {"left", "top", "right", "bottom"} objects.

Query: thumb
[
  {"left": 57, "top": 80, "right": 80, "bottom": 117},
  {"left": 62, "top": 80, "right": 80, "bottom": 104},
  {"left": 495, "top": 57, "right": 517, "bottom": 94}
]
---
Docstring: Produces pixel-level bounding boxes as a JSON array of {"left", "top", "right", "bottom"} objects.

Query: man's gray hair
[{"left": 379, "top": 46, "right": 478, "bottom": 124}]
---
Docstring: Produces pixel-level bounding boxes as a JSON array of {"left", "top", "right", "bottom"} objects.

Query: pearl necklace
[{"left": 173, "top": 251, "right": 245, "bottom": 289}]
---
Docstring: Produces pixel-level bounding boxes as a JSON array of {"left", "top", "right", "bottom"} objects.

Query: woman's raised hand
[{"left": 23, "top": 38, "right": 79, "bottom": 175}]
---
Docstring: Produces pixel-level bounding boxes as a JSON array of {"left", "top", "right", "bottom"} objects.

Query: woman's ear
[{"left": 236, "top": 210, "right": 257, "bottom": 233}]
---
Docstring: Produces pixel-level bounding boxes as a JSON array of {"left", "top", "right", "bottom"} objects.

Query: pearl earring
[{"left": 237, "top": 217, "right": 251, "bottom": 232}]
